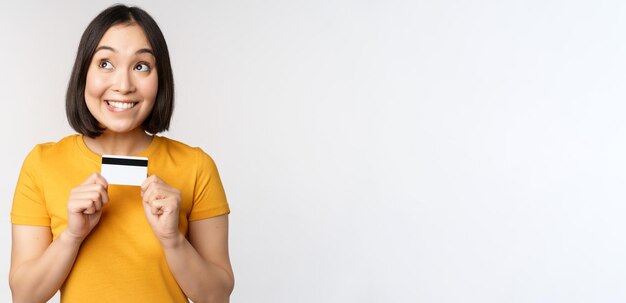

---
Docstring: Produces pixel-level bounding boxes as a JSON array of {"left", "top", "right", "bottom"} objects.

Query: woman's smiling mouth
[{"left": 105, "top": 100, "right": 138, "bottom": 111}]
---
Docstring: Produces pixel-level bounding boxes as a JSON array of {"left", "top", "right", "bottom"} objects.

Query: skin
[
  {"left": 10, "top": 23, "right": 234, "bottom": 303},
  {"left": 83, "top": 21, "right": 158, "bottom": 155}
]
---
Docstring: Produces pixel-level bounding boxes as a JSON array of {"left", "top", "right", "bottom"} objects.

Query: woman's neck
[{"left": 83, "top": 129, "right": 153, "bottom": 156}]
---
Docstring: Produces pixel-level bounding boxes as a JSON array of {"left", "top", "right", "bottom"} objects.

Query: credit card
[{"left": 100, "top": 155, "right": 148, "bottom": 186}]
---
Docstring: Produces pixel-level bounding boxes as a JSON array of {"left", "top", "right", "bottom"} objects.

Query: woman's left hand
[{"left": 141, "top": 175, "right": 182, "bottom": 247}]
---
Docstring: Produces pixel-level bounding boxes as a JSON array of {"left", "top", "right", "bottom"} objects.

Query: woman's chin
[{"left": 103, "top": 124, "right": 141, "bottom": 134}]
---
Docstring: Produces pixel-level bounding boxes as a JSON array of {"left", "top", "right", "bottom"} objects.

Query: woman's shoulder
[
  {"left": 21, "top": 134, "right": 82, "bottom": 168},
  {"left": 153, "top": 136, "right": 220, "bottom": 175},
  {"left": 27, "top": 134, "right": 81, "bottom": 156},
  {"left": 154, "top": 136, "right": 215, "bottom": 161}
]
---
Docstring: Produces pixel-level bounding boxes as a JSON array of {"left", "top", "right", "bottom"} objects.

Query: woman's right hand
[{"left": 64, "top": 173, "right": 109, "bottom": 242}]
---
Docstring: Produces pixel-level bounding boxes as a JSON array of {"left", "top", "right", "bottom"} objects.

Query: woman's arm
[
  {"left": 163, "top": 215, "right": 234, "bottom": 303},
  {"left": 10, "top": 173, "right": 109, "bottom": 302},
  {"left": 141, "top": 175, "right": 234, "bottom": 303},
  {"left": 9, "top": 226, "right": 83, "bottom": 303}
]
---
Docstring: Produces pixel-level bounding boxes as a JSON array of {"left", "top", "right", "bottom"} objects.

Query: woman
[{"left": 9, "top": 5, "right": 234, "bottom": 303}]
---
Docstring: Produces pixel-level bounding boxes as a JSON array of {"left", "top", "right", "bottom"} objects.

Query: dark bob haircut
[{"left": 66, "top": 4, "right": 174, "bottom": 137}]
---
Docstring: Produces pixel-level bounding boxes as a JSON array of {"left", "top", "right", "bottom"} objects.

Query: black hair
[{"left": 66, "top": 4, "right": 174, "bottom": 137}]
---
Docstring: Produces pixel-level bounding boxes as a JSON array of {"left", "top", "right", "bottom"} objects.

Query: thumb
[{"left": 81, "top": 172, "right": 100, "bottom": 185}]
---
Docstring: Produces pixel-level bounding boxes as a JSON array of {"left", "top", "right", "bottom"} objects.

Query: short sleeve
[
  {"left": 188, "top": 148, "right": 230, "bottom": 221},
  {"left": 11, "top": 145, "right": 50, "bottom": 226}
]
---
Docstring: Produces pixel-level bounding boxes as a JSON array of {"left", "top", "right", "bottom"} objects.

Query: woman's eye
[
  {"left": 135, "top": 63, "right": 151, "bottom": 72},
  {"left": 98, "top": 60, "right": 113, "bottom": 69}
]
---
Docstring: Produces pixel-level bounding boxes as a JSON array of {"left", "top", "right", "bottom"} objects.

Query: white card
[{"left": 100, "top": 155, "right": 148, "bottom": 186}]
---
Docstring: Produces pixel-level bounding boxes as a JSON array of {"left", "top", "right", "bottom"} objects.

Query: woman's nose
[{"left": 112, "top": 69, "right": 135, "bottom": 94}]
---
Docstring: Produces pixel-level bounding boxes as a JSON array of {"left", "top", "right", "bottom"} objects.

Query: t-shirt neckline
[{"left": 75, "top": 134, "right": 162, "bottom": 163}]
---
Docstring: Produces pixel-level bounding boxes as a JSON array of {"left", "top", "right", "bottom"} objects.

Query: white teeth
[{"left": 108, "top": 101, "right": 136, "bottom": 109}]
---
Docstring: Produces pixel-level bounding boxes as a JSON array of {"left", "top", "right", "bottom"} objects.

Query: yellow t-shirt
[{"left": 11, "top": 134, "right": 230, "bottom": 303}]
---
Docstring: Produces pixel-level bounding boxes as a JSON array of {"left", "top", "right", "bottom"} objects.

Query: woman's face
[{"left": 84, "top": 23, "right": 158, "bottom": 134}]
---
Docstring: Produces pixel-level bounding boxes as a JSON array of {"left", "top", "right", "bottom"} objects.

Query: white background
[{"left": 1, "top": 1, "right": 626, "bottom": 302}]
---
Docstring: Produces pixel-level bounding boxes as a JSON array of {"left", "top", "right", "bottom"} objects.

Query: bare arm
[
  {"left": 142, "top": 175, "right": 234, "bottom": 303},
  {"left": 9, "top": 226, "right": 83, "bottom": 303},
  {"left": 162, "top": 215, "right": 234, "bottom": 303},
  {"left": 10, "top": 173, "right": 108, "bottom": 302}
]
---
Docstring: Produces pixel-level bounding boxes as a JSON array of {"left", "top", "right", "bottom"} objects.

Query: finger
[
  {"left": 91, "top": 183, "right": 109, "bottom": 204},
  {"left": 93, "top": 173, "right": 109, "bottom": 189},
  {"left": 149, "top": 196, "right": 179, "bottom": 212},
  {"left": 141, "top": 177, "right": 160, "bottom": 197},
  {"left": 81, "top": 172, "right": 100, "bottom": 185},
  {"left": 81, "top": 172, "right": 108, "bottom": 188},
  {"left": 73, "top": 184, "right": 109, "bottom": 204},
  {"left": 148, "top": 199, "right": 170, "bottom": 215},
  {"left": 151, "top": 204, "right": 162, "bottom": 216},
  {"left": 72, "top": 183, "right": 106, "bottom": 194},
  {"left": 141, "top": 175, "right": 158, "bottom": 192},
  {"left": 144, "top": 197, "right": 160, "bottom": 215},
  {"left": 70, "top": 197, "right": 102, "bottom": 213},
  {"left": 141, "top": 175, "right": 165, "bottom": 194},
  {"left": 71, "top": 191, "right": 103, "bottom": 205},
  {"left": 143, "top": 186, "right": 161, "bottom": 204},
  {"left": 143, "top": 185, "right": 177, "bottom": 204},
  {"left": 92, "top": 198, "right": 103, "bottom": 212},
  {"left": 101, "top": 190, "right": 110, "bottom": 205},
  {"left": 69, "top": 199, "right": 97, "bottom": 214},
  {"left": 142, "top": 198, "right": 156, "bottom": 215},
  {"left": 83, "top": 203, "right": 96, "bottom": 215},
  {"left": 142, "top": 182, "right": 161, "bottom": 202}
]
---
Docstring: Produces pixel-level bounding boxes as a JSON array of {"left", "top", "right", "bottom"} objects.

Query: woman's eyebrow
[
  {"left": 135, "top": 48, "right": 154, "bottom": 56},
  {"left": 94, "top": 45, "right": 154, "bottom": 55},
  {"left": 95, "top": 45, "right": 117, "bottom": 53}
]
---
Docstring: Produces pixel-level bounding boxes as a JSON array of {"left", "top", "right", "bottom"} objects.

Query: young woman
[{"left": 9, "top": 5, "right": 234, "bottom": 303}]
